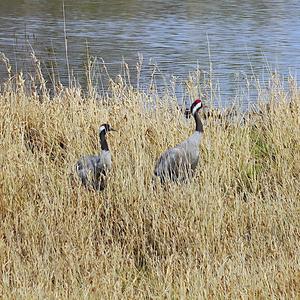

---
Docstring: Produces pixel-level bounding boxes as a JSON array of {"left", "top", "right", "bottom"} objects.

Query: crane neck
[
  {"left": 194, "top": 111, "right": 204, "bottom": 133},
  {"left": 99, "top": 131, "right": 109, "bottom": 151}
]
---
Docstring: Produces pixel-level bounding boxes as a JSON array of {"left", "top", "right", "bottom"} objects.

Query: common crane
[
  {"left": 76, "top": 123, "right": 116, "bottom": 191},
  {"left": 153, "top": 99, "right": 204, "bottom": 184}
]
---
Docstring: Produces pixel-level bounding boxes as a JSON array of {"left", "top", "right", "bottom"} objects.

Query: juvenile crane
[
  {"left": 153, "top": 99, "right": 204, "bottom": 184},
  {"left": 76, "top": 123, "right": 116, "bottom": 191}
]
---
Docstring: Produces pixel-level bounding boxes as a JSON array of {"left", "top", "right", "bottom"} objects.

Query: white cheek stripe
[
  {"left": 99, "top": 125, "right": 106, "bottom": 133},
  {"left": 192, "top": 102, "right": 202, "bottom": 115}
]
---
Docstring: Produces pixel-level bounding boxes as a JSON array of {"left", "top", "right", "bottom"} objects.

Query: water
[{"left": 0, "top": 0, "right": 300, "bottom": 107}]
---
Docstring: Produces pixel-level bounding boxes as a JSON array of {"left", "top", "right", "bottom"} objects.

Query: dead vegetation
[{"left": 0, "top": 57, "right": 299, "bottom": 298}]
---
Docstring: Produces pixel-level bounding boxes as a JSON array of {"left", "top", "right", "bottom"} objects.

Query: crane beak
[
  {"left": 184, "top": 108, "right": 192, "bottom": 119},
  {"left": 110, "top": 127, "right": 117, "bottom": 132}
]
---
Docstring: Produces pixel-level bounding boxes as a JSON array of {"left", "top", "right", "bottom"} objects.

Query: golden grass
[{"left": 0, "top": 71, "right": 299, "bottom": 299}]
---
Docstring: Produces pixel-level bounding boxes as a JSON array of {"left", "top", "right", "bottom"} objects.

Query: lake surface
[{"left": 0, "top": 0, "right": 300, "bottom": 107}]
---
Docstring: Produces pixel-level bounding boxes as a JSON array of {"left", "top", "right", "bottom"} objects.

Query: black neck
[
  {"left": 99, "top": 131, "right": 109, "bottom": 151},
  {"left": 194, "top": 111, "right": 204, "bottom": 133}
]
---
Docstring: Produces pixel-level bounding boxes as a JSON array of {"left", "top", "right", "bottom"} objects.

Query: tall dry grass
[{"left": 0, "top": 58, "right": 299, "bottom": 299}]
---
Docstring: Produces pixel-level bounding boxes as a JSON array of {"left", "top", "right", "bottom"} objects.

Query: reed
[{"left": 0, "top": 57, "right": 299, "bottom": 299}]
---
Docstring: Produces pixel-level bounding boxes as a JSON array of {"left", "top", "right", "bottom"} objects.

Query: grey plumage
[
  {"left": 76, "top": 123, "right": 115, "bottom": 191},
  {"left": 153, "top": 99, "right": 204, "bottom": 184},
  {"left": 154, "top": 132, "right": 201, "bottom": 183},
  {"left": 76, "top": 151, "right": 112, "bottom": 190}
]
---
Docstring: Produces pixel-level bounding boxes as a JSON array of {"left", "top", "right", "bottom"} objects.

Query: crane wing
[{"left": 154, "top": 147, "right": 191, "bottom": 183}]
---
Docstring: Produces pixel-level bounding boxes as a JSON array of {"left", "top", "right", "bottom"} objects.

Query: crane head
[
  {"left": 191, "top": 99, "right": 205, "bottom": 116},
  {"left": 99, "top": 123, "right": 117, "bottom": 134}
]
